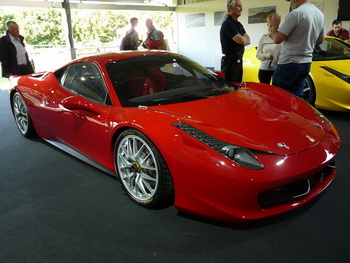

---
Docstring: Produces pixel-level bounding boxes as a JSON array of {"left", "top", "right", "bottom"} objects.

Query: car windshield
[
  {"left": 313, "top": 38, "right": 350, "bottom": 61},
  {"left": 106, "top": 53, "right": 235, "bottom": 107}
]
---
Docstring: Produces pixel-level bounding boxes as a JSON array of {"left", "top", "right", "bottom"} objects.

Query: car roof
[{"left": 70, "top": 50, "right": 172, "bottom": 66}]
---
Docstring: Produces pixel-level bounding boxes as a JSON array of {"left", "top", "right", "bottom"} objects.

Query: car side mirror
[{"left": 61, "top": 95, "right": 101, "bottom": 115}]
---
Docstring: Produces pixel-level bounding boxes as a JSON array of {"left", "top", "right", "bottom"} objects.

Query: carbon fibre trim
[{"left": 321, "top": 66, "right": 350, "bottom": 83}]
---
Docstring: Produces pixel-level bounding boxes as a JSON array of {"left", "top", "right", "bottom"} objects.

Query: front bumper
[{"left": 171, "top": 130, "right": 340, "bottom": 223}]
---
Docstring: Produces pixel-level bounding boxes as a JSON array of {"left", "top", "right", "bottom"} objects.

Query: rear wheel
[
  {"left": 115, "top": 129, "right": 174, "bottom": 208},
  {"left": 303, "top": 75, "right": 316, "bottom": 106},
  {"left": 12, "top": 92, "right": 36, "bottom": 138}
]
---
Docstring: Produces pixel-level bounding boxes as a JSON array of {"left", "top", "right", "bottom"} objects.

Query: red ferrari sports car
[{"left": 10, "top": 51, "right": 340, "bottom": 223}]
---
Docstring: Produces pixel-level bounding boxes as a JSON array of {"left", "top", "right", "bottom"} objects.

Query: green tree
[
  {"left": 143, "top": 11, "right": 174, "bottom": 31},
  {"left": 0, "top": 10, "right": 15, "bottom": 34},
  {"left": 16, "top": 9, "right": 65, "bottom": 46},
  {"left": 72, "top": 10, "right": 128, "bottom": 44},
  {"left": 0, "top": 8, "right": 174, "bottom": 46}
]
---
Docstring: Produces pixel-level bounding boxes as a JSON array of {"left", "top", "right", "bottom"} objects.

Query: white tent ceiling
[{"left": 0, "top": 0, "right": 176, "bottom": 11}]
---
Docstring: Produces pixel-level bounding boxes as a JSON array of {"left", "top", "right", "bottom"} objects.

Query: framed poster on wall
[
  {"left": 185, "top": 13, "right": 205, "bottom": 28},
  {"left": 248, "top": 6, "right": 276, "bottom": 24},
  {"left": 214, "top": 11, "right": 227, "bottom": 26}
]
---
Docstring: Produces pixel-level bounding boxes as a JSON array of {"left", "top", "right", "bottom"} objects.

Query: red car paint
[{"left": 10, "top": 51, "right": 340, "bottom": 222}]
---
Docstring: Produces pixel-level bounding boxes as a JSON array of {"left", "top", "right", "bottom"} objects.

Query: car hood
[{"left": 150, "top": 85, "right": 327, "bottom": 155}]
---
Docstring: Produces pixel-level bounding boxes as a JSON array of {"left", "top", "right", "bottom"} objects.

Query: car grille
[{"left": 258, "top": 162, "right": 335, "bottom": 209}]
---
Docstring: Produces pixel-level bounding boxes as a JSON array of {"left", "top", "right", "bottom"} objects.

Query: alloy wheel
[
  {"left": 13, "top": 93, "right": 30, "bottom": 135},
  {"left": 117, "top": 134, "right": 159, "bottom": 202}
]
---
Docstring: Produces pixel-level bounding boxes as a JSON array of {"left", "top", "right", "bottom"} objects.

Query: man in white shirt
[
  {"left": 0, "top": 21, "right": 34, "bottom": 77},
  {"left": 270, "top": 0, "right": 324, "bottom": 98}
]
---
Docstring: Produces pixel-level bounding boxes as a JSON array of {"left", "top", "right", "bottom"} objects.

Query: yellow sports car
[{"left": 243, "top": 36, "right": 350, "bottom": 112}]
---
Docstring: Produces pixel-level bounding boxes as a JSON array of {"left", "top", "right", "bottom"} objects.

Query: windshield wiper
[{"left": 152, "top": 94, "right": 211, "bottom": 103}]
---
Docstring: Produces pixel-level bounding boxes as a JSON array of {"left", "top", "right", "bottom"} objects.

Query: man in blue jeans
[{"left": 270, "top": 0, "right": 324, "bottom": 98}]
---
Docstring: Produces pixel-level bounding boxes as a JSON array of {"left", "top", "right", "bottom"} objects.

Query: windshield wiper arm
[{"left": 152, "top": 95, "right": 210, "bottom": 103}]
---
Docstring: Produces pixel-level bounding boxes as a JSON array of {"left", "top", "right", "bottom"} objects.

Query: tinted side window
[
  {"left": 313, "top": 38, "right": 350, "bottom": 61},
  {"left": 61, "top": 62, "right": 109, "bottom": 104}
]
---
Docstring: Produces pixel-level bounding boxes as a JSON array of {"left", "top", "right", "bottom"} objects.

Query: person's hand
[
  {"left": 270, "top": 13, "right": 281, "bottom": 30},
  {"left": 142, "top": 39, "right": 148, "bottom": 48},
  {"left": 269, "top": 53, "right": 274, "bottom": 60}
]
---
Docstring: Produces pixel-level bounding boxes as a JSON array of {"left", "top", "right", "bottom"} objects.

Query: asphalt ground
[{"left": 0, "top": 89, "right": 349, "bottom": 263}]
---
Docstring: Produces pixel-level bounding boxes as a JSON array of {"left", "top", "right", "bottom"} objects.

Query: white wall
[{"left": 175, "top": 0, "right": 341, "bottom": 70}]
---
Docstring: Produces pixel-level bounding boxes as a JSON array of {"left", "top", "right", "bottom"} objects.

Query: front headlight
[{"left": 172, "top": 122, "right": 264, "bottom": 170}]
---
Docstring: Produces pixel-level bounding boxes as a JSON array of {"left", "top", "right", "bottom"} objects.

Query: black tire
[
  {"left": 303, "top": 75, "right": 316, "bottom": 106},
  {"left": 114, "top": 129, "right": 174, "bottom": 208},
  {"left": 12, "top": 92, "right": 37, "bottom": 138}
]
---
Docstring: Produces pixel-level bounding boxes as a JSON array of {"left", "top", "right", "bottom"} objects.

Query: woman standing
[{"left": 256, "top": 14, "right": 277, "bottom": 84}]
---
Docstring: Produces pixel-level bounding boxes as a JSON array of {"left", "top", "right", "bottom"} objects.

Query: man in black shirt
[{"left": 220, "top": 0, "right": 250, "bottom": 82}]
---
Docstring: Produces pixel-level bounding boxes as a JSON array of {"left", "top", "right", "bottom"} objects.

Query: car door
[{"left": 46, "top": 62, "right": 115, "bottom": 170}]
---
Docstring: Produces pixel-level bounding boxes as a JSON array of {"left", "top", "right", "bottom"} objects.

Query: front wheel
[
  {"left": 12, "top": 92, "right": 36, "bottom": 138},
  {"left": 303, "top": 75, "right": 316, "bottom": 106},
  {"left": 114, "top": 129, "right": 174, "bottom": 208}
]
